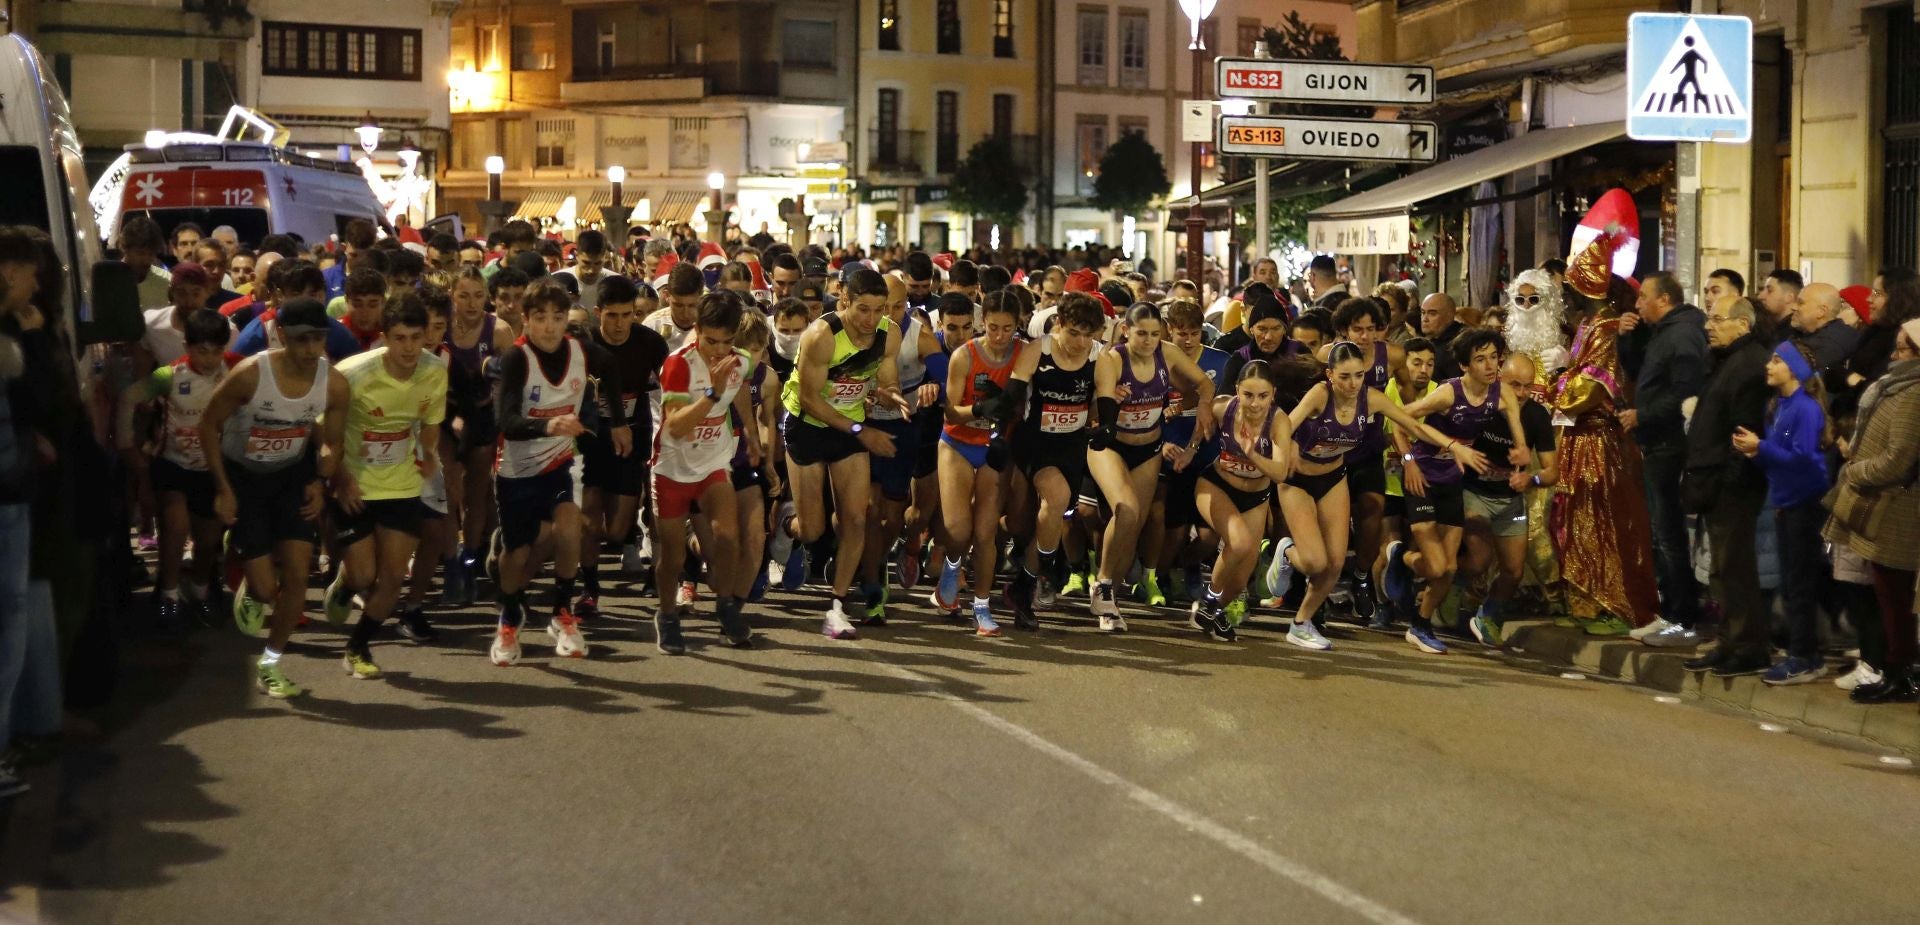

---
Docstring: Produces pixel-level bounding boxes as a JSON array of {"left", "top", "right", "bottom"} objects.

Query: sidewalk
[{"left": 1500, "top": 619, "right": 1920, "bottom": 755}]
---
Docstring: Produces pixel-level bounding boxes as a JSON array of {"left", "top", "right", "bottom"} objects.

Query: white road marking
[{"left": 854, "top": 646, "right": 1425, "bottom": 925}]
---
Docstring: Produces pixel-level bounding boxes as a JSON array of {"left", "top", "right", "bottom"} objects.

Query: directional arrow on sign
[
  {"left": 1406, "top": 71, "right": 1428, "bottom": 96},
  {"left": 1411, "top": 127, "right": 1429, "bottom": 153}
]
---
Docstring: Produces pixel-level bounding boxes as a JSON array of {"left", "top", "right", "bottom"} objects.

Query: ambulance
[{"left": 89, "top": 106, "right": 392, "bottom": 250}]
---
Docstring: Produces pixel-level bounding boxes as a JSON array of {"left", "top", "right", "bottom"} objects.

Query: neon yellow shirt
[{"left": 333, "top": 347, "right": 448, "bottom": 500}]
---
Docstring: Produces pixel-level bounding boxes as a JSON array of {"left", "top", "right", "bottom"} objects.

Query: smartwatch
[{"left": 850, "top": 423, "right": 864, "bottom": 436}]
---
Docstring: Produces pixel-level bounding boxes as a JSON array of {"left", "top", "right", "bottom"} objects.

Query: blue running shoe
[
  {"left": 780, "top": 546, "right": 808, "bottom": 592},
  {"left": 1406, "top": 625, "right": 1449, "bottom": 654},
  {"left": 934, "top": 559, "right": 961, "bottom": 612},
  {"left": 748, "top": 566, "right": 769, "bottom": 602},
  {"left": 1264, "top": 537, "right": 1296, "bottom": 604},
  {"left": 972, "top": 600, "right": 1001, "bottom": 637},
  {"left": 1761, "top": 656, "right": 1825, "bottom": 686},
  {"left": 1383, "top": 540, "right": 1415, "bottom": 613}
]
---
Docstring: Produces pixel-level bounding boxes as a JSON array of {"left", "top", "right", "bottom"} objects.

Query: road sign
[
  {"left": 1217, "top": 115, "right": 1437, "bottom": 163},
  {"left": 1626, "top": 13, "right": 1752, "bottom": 143},
  {"left": 1214, "top": 58, "right": 1434, "bottom": 105},
  {"left": 798, "top": 165, "right": 848, "bottom": 180}
]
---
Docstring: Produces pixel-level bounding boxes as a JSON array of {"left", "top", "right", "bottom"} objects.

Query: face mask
[{"left": 774, "top": 332, "right": 802, "bottom": 358}]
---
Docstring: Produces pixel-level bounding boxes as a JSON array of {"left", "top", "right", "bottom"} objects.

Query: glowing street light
[{"left": 355, "top": 113, "right": 382, "bottom": 154}]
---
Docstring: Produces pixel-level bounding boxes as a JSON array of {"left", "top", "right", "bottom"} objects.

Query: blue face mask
[{"left": 703, "top": 267, "right": 722, "bottom": 290}]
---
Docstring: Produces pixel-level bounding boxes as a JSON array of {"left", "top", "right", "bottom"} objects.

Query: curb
[{"left": 1500, "top": 619, "right": 1920, "bottom": 756}]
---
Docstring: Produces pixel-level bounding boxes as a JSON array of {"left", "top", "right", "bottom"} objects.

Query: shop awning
[
  {"left": 576, "top": 190, "right": 612, "bottom": 224},
  {"left": 651, "top": 190, "right": 708, "bottom": 226},
  {"left": 1306, "top": 121, "right": 1626, "bottom": 254},
  {"left": 511, "top": 190, "right": 571, "bottom": 222}
]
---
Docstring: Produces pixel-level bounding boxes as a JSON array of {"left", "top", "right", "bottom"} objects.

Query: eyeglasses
[{"left": 1512, "top": 294, "right": 1543, "bottom": 306}]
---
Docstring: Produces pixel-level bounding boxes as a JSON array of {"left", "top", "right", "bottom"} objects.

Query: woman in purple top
[
  {"left": 1384, "top": 329, "right": 1529, "bottom": 654},
  {"left": 1263, "top": 342, "right": 1478, "bottom": 651},
  {"left": 1087, "top": 303, "right": 1218, "bottom": 632},
  {"left": 1186, "top": 361, "right": 1294, "bottom": 642}
]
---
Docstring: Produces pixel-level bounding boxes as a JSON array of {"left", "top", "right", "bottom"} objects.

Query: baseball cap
[
  {"left": 509, "top": 250, "right": 548, "bottom": 280},
  {"left": 802, "top": 256, "right": 829, "bottom": 279},
  {"left": 277, "top": 297, "right": 331, "bottom": 335},
  {"left": 797, "top": 279, "right": 826, "bottom": 302}
]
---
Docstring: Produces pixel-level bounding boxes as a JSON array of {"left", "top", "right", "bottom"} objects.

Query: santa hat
[
  {"left": 1840, "top": 284, "right": 1873, "bottom": 323},
  {"left": 696, "top": 241, "right": 726, "bottom": 269},
  {"left": 1064, "top": 268, "right": 1100, "bottom": 293},
  {"left": 1092, "top": 292, "right": 1116, "bottom": 317},
  {"left": 1012, "top": 269, "right": 1027, "bottom": 285},
  {"left": 1567, "top": 188, "right": 1641, "bottom": 282},
  {"left": 931, "top": 253, "right": 955, "bottom": 272},
  {"left": 741, "top": 254, "right": 768, "bottom": 292},
  {"left": 651, "top": 251, "right": 679, "bottom": 291}
]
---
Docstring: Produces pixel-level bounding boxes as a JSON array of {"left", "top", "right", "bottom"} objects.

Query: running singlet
[
  {"left": 642, "top": 307, "right": 694, "bottom": 353},
  {"left": 1163, "top": 344, "right": 1229, "bottom": 449},
  {"left": 869, "top": 310, "right": 928, "bottom": 422},
  {"left": 1216, "top": 398, "right": 1278, "bottom": 481},
  {"left": 730, "top": 361, "right": 772, "bottom": 470},
  {"left": 780, "top": 312, "right": 892, "bottom": 427},
  {"left": 140, "top": 353, "right": 239, "bottom": 470},
  {"left": 1410, "top": 377, "right": 1503, "bottom": 487},
  {"left": 944, "top": 339, "right": 1016, "bottom": 446},
  {"left": 220, "top": 355, "right": 330, "bottom": 473},
  {"left": 445, "top": 314, "right": 499, "bottom": 410},
  {"left": 1024, "top": 336, "right": 1097, "bottom": 437},
  {"left": 334, "top": 347, "right": 449, "bottom": 500},
  {"left": 654, "top": 343, "right": 746, "bottom": 482},
  {"left": 1355, "top": 341, "right": 1392, "bottom": 455},
  {"left": 1293, "top": 387, "right": 1371, "bottom": 464},
  {"left": 1115, "top": 346, "right": 1171, "bottom": 434},
  {"left": 497, "top": 338, "right": 588, "bottom": 478}
]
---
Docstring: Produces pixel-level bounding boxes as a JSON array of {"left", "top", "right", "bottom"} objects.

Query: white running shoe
[
  {"left": 677, "top": 581, "right": 697, "bottom": 607},
  {"left": 489, "top": 625, "right": 523, "bottom": 666},
  {"left": 1265, "top": 537, "right": 1296, "bottom": 603},
  {"left": 769, "top": 502, "right": 798, "bottom": 568},
  {"left": 549, "top": 615, "right": 588, "bottom": 658},
  {"left": 822, "top": 601, "right": 859, "bottom": 640},
  {"left": 1629, "top": 617, "right": 1674, "bottom": 641},
  {"left": 1089, "top": 581, "right": 1120, "bottom": 618},
  {"left": 1833, "top": 660, "right": 1883, "bottom": 691}
]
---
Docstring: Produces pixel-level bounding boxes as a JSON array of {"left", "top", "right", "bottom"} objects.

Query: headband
[{"left": 1773, "top": 342, "right": 1814, "bottom": 382}]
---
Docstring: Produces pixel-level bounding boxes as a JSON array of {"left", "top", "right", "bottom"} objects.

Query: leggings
[{"left": 1869, "top": 563, "right": 1918, "bottom": 674}]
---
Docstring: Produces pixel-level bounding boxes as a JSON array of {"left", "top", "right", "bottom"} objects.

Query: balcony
[
  {"left": 565, "top": 60, "right": 783, "bottom": 103},
  {"left": 1361, "top": 0, "right": 1672, "bottom": 80},
  {"left": 867, "top": 129, "right": 925, "bottom": 175}
]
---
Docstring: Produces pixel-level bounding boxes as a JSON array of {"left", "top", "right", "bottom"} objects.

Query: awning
[
  {"left": 511, "top": 190, "right": 570, "bottom": 222},
  {"left": 652, "top": 190, "right": 708, "bottom": 226},
  {"left": 576, "top": 190, "right": 612, "bottom": 224},
  {"left": 1173, "top": 160, "right": 1389, "bottom": 209},
  {"left": 1307, "top": 120, "right": 1627, "bottom": 254}
]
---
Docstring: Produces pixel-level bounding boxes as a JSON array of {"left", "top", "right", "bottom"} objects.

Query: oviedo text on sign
[{"left": 1217, "top": 115, "right": 1438, "bottom": 164}]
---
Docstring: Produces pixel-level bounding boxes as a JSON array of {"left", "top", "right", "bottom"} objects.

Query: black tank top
[{"left": 1023, "top": 336, "right": 1097, "bottom": 437}]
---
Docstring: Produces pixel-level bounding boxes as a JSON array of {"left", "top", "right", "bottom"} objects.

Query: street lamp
[
  {"left": 704, "top": 172, "right": 729, "bottom": 244},
  {"left": 356, "top": 112, "right": 382, "bottom": 155},
  {"left": 604, "top": 164, "right": 631, "bottom": 236},
  {"left": 480, "top": 154, "right": 516, "bottom": 237},
  {"left": 1178, "top": 0, "right": 1218, "bottom": 286},
  {"left": 397, "top": 136, "right": 420, "bottom": 173}
]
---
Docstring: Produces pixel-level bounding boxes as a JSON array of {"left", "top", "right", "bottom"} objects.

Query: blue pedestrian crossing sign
[{"left": 1627, "top": 13, "right": 1753, "bottom": 143}]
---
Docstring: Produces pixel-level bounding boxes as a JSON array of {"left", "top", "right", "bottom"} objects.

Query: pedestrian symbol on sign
[
  {"left": 1626, "top": 13, "right": 1753, "bottom": 143},
  {"left": 1632, "top": 22, "right": 1746, "bottom": 118}
]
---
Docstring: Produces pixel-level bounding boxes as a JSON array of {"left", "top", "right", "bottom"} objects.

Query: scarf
[{"left": 1849, "top": 357, "right": 1920, "bottom": 450}]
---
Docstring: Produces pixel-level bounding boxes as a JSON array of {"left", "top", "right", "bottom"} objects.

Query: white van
[
  {"left": 94, "top": 137, "right": 391, "bottom": 251},
  {"left": 0, "top": 32, "right": 108, "bottom": 332}
]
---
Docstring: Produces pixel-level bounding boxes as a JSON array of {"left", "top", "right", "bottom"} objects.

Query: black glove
[
  {"left": 986, "top": 433, "right": 1010, "bottom": 471},
  {"left": 1089, "top": 425, "right": 1113, "bottom": 453}
]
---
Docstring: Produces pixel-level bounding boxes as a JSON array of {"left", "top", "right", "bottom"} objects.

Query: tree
[
  {"left": 1263, "top": 11, "right": 1344, "bottom": 62},
  {"left": 1090, "top": 130, "right": 1170, "bottom": 215},
  {"left": 947, "top": 137, "right": 1028, "bottom": 228}
]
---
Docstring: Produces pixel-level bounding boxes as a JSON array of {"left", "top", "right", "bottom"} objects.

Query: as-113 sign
[
  {"left": 1215, "top": 58, "right": 1435, "bottom": 106},
  {"left": 1218, "top": 115, "right": 1437, "bottom": 164}
]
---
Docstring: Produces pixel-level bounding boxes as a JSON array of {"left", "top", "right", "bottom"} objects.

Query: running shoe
[
  {"left": 1190, "top": 599, "right": 1235, "bottom": 642},
  {"left": 896, "top": 542, "right": 922, "bottom": 590},
  {"left": 549, "top": 611, "right": 588, "bottom": 659},
  {"left": 1089, "top": 580, "right": 1119, "bottom": 619},
  {"left": 138, "top": 532, "right": 158, "bottom": 551},
  {"left": 768, "top": 502, "right": 798, "bottom": 571},
  {"left": 1351, "top": 575, "right": 1378, "bottom": 621},
  {"left": 255, "top": 662, "right": 304, "bottom": 699},
  {"left": 1469, "top": 612, "right": 1503, "bottom": 648},
  {"left": 342, "top": 648, "right": 382, "bottom": 680},
  {"left": 1834, "top": 661, "right": 1883, "bottom": 691},
  {"left": 1264, "top": 537, "right": 1297, "bottom": 604},
  {"left": 1008, "top": 575, "right": 1040, "bottom": 631},
  {"left": 781, "top": 547, "right": 809, "bottom": 593},
  {"left": 1383, "top": 541, "right": 1416, "bottom": 614},
  {"left": 395, "top": 606, "right": 437, "bottom": 643},
  {"left": 717, "top": 599, "right": 753, "bottom": 648},
  {"left": 1405, "top": 625, "right": 1449, "bottom": 654},
  {"left": 1060, "top": 571, "right": 1087, "bottom": 599},
  {"left": 438, "top": 556, "right": 470, "bottom": 607},
  {"left": 323, "top": 570, "right": 355, "bottom": 626},
  {"left": 1034, "top": 576, "right": 1057, "bottom": 610},
  {"left": 1140, "top": 571, "right": 1167, "bottom": 607},
  {"left": 1224, "top": 593, "right": 1248, "bottom": 627},
  {"left": 232, "top": 580, "right": 266, "bottom": 636},
  {"left": 862, "top": 583, "right": 890, "bottom": 627},
  {"left": 677, "top": 581, "right": 697, "bottom": 608},
  {"left": 489, "top": 624, "right": 522, "bottom": 666},
  {"left": 933, "top": 559, "right": 962, "bottom": 612},
  {"left": 1250, "top": 540, "right": 1273, "bottom": 601},
  {"left": 1762, "top": 656, "right": 1825, "bottom": 686},
  {"left": 822, "top": 601, "right": 859, "bottom": 640},
  {"left": 972, "top": 600, "right": 1002, "bottom": 637},
  {"left": 1287, "top": 620, "right": 1332, "bottom": 651},
  {"left": 655, "top": 610, "right": 687, "bottom": 655},
  {"left": 1628, "top": 616, "right": 1674, "bottom": 641},
  {"left": 621, "top": 542, "right": 645, "bottom": 574},
  {"left": 1584, "top": 615, "right": 1635, "bottom": 637},
  {"left": 748, "top": 566, "right": 769, "bottom": 603}
]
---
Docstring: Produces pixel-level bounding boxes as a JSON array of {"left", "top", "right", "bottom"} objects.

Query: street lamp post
[
  {"left": 356, "top": 112, "right": 381, "bottom": 156},
  {"left": 479, "top": 154, "right": 518, "bottom": 237},
  {"left": 1179, "top": 0, "right": 1217, "bottom": 287},
  {"left": 703, "top": 171, "right": 729, "bottom": 245},
  {"left": 603, "top": 164, "right": 631, "bottom": 238}
]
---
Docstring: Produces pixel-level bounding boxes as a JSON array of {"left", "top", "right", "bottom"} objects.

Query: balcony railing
[
  {"left": 570, "top": 60, "right": 781, "bottom": 97},
  {"left": 868, "top": 129, "right": 925, "bottom": 175}
]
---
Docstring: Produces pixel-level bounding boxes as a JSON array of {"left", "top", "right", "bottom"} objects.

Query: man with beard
[{"left": 1503, "top": 267, "right": 1573, "bottom": 612}]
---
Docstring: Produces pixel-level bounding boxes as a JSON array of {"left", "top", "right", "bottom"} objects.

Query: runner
[
  {"left": 1374, "top": 337, "right": 1438, "bottom": 629},
  {"left": 488, "top": 281, "right": 631, "bottom": 666},
  {"left": 931, "top": 289, "right": 1026, "bottom": 636},
  {"left": 1261, "top": 343, "right": 1483, "bottom": 649},
  {"left": 1457, "top": 352, "right": 1559, "bottom": 646},
  {"left": 1086, "top": 302, "right": 1217, "bottom": 631},
  {"left": 579, "top": 275, "right": 668, "bottom": 618},
  {"left": 859, "top": 274, "right": 944, "bottom": 624},
  {"left": 321, "top": 293, "right": 448, "bottom": 679},
  {"left": 1328, "top": 297, "right": 1407, "bottom": 621},
  {"left": 198, "top": 298, "right": 350, "bottom": 698},
  {"left": 440, "top": 266, "right": 516, "bottom": 605},
  {"left": 771, "top": 267, "right": 909, "bottom": 639},
  {"left": 338, "top": 268, "right": 387, "bottom": 351},
  {"left": 644, "top": 263, "right": 704, "bottom": 352},
  {"left": 726, "top": 312, "right": 783, "bottom": 605},
  {"left": 896, "top": 292, "right": 976, "bottom": 591},
  {"left": 1385, "top": 329, "right": 1530, "bottom": 654},
  {"left": 488, "top": 267, "right": 530, "bottom": 335},
  {"left": 650, "top": 290, "right": 762, "bottom": 652},
  {"left": 398, "top": 287, "right": 454, "bottom": 637},
  {"left": 1147, "top": 298, "right": 1230, "bottom": 608},
  {"left": 1005, "top": 291, "right": 1105, "bottom": 629},
  {"left": 1187, "top": 361, "right": 1295, "bottom": 642},
  {"left": 118, "top": 309, "right": 239, "bottom": 626}
]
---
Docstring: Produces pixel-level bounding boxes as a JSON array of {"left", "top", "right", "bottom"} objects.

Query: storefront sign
[
  {"left": 1306, "top": 213, "right": 1412, "bottom": 255},
  {"left": 918, "top": 186, "right": 949, "bottom": 204},
  {"left": 865, "top": 186, "right": 899, "bottom": 204}
]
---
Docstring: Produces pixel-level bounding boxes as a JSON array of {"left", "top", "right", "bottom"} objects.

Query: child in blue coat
[{"left": 1734, "top": 341, "right": 1830, "bottom": 685}]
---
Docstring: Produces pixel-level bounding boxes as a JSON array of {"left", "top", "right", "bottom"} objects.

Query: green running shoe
[
  {"left": 1582, "top": 614, "right": 1632, "bottom": 637},
  {"left": 256, "top": 661, "right": 304, "bottom": 699},
  {"left": 1224, "top": 593, "right": 1248, "bottom": 627},
  {"left": 1553, "top": 614, "right": 1582, "bottom": 629},
  {"left": 324, "top": 570, "right": 354, "bottom": 626},
  {"left": 1140, "top": 570, "right": 1167, "bottom": 607},
  {"left": 1250, "top": 540, "right": 1273, "bottom": 600},
  {"left": 233, "top": 579, "right": 267, "bottom": 636},
  {"left": 342, "top": 649, "right": 382, "bottom": 680},
  {"left": 1061, "top": 571, "right": 1087, "bottom": 598}
]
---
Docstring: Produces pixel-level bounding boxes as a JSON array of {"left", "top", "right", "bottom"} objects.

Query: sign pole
[
  {"left": 1187, "top": 34, "right": 1208, "bottom": 287},
  {"left": 1252, "top": 41, "right": 1270, "bottom": 276}
]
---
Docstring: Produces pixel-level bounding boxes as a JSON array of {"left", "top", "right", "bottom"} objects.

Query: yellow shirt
[{"left": 333, "top": 347, "right": 448, "bottom": 500}]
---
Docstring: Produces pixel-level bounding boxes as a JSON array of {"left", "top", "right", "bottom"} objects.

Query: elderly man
[
  {"left": 1421, "top": 292, "right": 1468, "bottom": 379},
  {"left": 1618, "top": 271, "right": 1709, "bottom": 638},
  {"left": 1757, "top": 268, "right": 1803, "bottom": 343},
  {"left": 1792, "top": 281, "right": 1863, "bottom": 370}
]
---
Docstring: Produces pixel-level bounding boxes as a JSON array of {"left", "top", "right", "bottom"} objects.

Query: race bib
[
  {"left": 359, "top": 429, "right": 412, "bottom": 467},
  {"left": 1040, "top": 402, "right": 1088, "bottom": 434},
  {"left": 245, "top": 425, "right": 307, "bottom": 462},
  {"left": 691, "top": 417, "right": 728, "bottom": 446},
  {"left": 169, "top": 427, "right": 206, "bottom": 466},
  {"left": 829, "top": 376, "right": 870, "bottom": 410},
  {"left": 1220, "top": 452, "right": 1260, "bottom": 479},
  {"left": 1118, "top": 403, "right": 1162, "bottom": 430}
]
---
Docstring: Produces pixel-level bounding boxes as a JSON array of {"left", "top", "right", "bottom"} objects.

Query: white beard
[{"left": 1507, "top": 303, "right": 1568, "bottom": 374}]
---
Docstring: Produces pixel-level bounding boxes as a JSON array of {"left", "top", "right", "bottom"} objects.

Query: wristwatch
[
  {"left": 850, "top": 423, "right": 864, "bottom": 436},
  {"left": 1402, "top": 452, "right": 1417, "bottom": 463},
  {"left": 703, "top": 387, "right": 718, "bottom": 402}
]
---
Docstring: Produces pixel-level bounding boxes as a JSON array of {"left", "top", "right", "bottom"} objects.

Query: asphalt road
[{"left": 4, "top": 574, "right": 1919, "bottom": 925}]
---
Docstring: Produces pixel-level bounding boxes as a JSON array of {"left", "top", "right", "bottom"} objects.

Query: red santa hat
[
  {"left": 741, "top": 254, "right": 768, "bottom": 292},
  {"left": 931, "top": 253, "right": 955, "bottom": 271},
  {"left": 1012, "top": 269, "right": 1027, "bottom": 285},
  {"left": 1567, "top": 188, "right": 1641, "bottom": 281},
  {"left": 1064, "top": 268, "right": 1100, "bottom": 293},
  {"left": 696, "top": 241, "right": 726, "bottom": 269},
  {"left": 650, "top": 251, "right": 679, "bottom": 291}
]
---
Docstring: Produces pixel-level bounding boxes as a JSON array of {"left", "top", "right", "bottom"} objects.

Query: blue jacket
[
  {"left": 1752, "top": 387, "right": 1829, "bottom": 508},
  {"left": 231, "top": 312, "right": 362, "bottom": 362}
]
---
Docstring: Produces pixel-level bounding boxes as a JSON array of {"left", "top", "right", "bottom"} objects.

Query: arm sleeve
[
  {"left": 923, "top": 347, "right": 950, "bottom": 401},
  {"left": 581, "top": 341, "right": 627, "bottom": 428},
  {"left": 493, "top": 348, "right": 546, "bottom": 441},
  {"left": 231, "top": 319, "right": 266, "bottom": 356}
]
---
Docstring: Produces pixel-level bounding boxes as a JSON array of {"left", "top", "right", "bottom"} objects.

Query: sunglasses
[{"left": 1512, "top": 294, "right": 1543, "bottom": 306}]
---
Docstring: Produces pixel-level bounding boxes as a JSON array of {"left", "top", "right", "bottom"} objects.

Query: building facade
[
  {"left": 442, "top": 0, "right": 853, "bottom": 241},
  {"left": 851, "top": 0, "right": 1040, "bottom": 253}
]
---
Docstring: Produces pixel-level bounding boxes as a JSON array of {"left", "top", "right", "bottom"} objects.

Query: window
[
  {"left": 1077, "top": 118, "right": 1108, "bottom": 197},
  {"left": 597, "top": 24, "right": 616, "bottom": 75},
  {"left": 937, "top": 0, "right": 960, "bottom": 54},
  {"left": 512, "top": 23, "right": 555, "bottom": 71},
  {"left": 480, "top": 26, "right": 501, "bottom": 70},
  {"left": 261, "top": 23, "right": 423, "bottom": 80},
  {"left": 535, "top": 118, "right": 574, "bottom": 169},
  {"left": 936, "top": 91, "right": 959, "bottom": 173},
  {"left": 1119, "top": 10, "right": 1149, "bottom": 88},
  {"left": 1076, "top": 9, "right": 1106, "bottom": 85},
  {"left": 993, "top": 0, "right": 1014, "bottom": 58},
  {"left": 452, "top": 120, "right": 491, "bottom": 171},
  {"left": 875, "top": 88, "right": 902, "bottom": 166},
  {"left": 992, "top": 94, "right": 1014, "bottom": 140},
  {"left": 784, "top": 19, "right": 835, "bottom": 69},
  {"left": 670, "top": 117, "right": 709, "bottom": 169},
  {"left": 1237, "top": 18, "right": 1263, "bottom": 56},
  {"left": 878, "top": 0, "right": 900, "bottom": 51}
]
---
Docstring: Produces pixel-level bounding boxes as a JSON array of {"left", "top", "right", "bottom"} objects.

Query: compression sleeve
[{"left": 923, "top": 348, "right": 950, "bottom": 401}]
